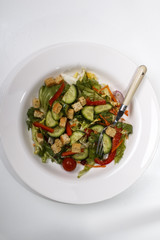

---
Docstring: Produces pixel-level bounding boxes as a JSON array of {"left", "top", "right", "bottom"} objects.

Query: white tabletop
[{"left": 0, "top": 1, "right": 160, "bottom": 239}]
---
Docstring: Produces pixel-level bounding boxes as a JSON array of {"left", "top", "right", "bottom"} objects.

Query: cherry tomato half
[{"left": 62, "top": 158, "right": 77, "bottom": 172}]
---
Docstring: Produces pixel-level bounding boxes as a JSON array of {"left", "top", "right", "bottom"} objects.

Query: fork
[{"left": 96, "top": 65, "right": 147, "bottom": 157}]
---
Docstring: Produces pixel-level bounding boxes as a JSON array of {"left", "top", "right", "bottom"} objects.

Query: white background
[{"left": 0, "top": 0, "right": 160, "bottom": 239}]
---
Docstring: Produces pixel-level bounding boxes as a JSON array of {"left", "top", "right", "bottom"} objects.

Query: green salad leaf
[
  {"left": 77, "top": 165, "right": 91, "bottom": 178},
  {"left": 97, "top": 111, "right": 115, "bottom": 124},
  {"left": 116, "top": 122, "right": 133, "bottom": 134},
  {"left": 88, "top": 132, "right": 99, "bottom": 144},
  {"left": 114, "top": 137, "right": 126, "bottom": 163},
  {"left": 39, "top": 85, "right": 59, "bottom": 112},
  {"left": 26, "top": 107, "right": 41, "bottom": 129},
  {"left": 76, "top": 74, "right": 103, "bottom": 101},
  {"left": 31, "top": 125, "right": 43, "bottom": 154}
]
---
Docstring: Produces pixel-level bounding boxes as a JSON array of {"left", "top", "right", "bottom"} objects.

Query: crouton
[
  {"left": 79, "top": 96, "right": 86, "bottom": 106},
  {"left": 105, "top": 126, "right": 116, "bottom": 138},
  {"left": 59, "top": 117, "right": 67, "bottom": 128},
  {"left": 32, "top": 98, "right": 40, "bottom": 108},
  {"left": 36, "top": 133, "right": 43, "bottom": 144},
  {"left": 44, "top": 77, "right": 56, "bottom": 87},
  {"left": 54, "top": 139, "right": 63, "bottom": 148},
  {"left": 51, "top": 138, "right": 63, "bottom": 154},
  {"left": 60, "top": 134, "right": 70, "bottom": 145},
  {"left": 67, "top": 109, "right": 74, "bottom": 120},
  {"left": 55, "top": 75, "right": 64, "bottom": 85},
  {"left": 71, "top": 143, "right": 81, "bottom": 153},
  {"left": 34, "top": 110, "right": 44, "bottom": 119},
  {"left": 72, "top": 102, "right": 83, "bottom": 112},
  {"left": 52, "top": 102, "right": 62, "bottom": 114},
  {"left": 51, "top": 143, "right": 61, "bottom": 154}
]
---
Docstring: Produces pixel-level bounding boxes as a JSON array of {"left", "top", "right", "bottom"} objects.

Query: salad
[{"left": 26, "top": 69, "right": 133, "bottom": 178}]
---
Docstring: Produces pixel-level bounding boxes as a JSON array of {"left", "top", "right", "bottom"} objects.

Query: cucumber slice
[
  {"left": 48, "top": 126, "right": 65, "bottom": 137},
  {"left": 81, "top": 106, "right": 94, "bottom": 121},
  {"left": 70, "top": 131, "right": 85, "bottom": 144},
  {"left": 52, "top": 101, "right": 63, "bottom": 120},
  {"left": 94, "top": 104, "right": 112, "bottom": 114},
  {"left": 73, "top": 148, "right": 88, "bottom": 160},
  {"left": 91, "top": 125, "right": 104, "bottom": 133},
  {"left": 46, "top": 111, "right": 58, "bottom": 127},
  {"left": 103, "top": 133, "right": 112, "bottom": 154},
  {"left": 62, "top": 85, "right": 77, "bottom": 104},
  {"left": 52, "top": 111, "right": 63, "bottom": 121}
]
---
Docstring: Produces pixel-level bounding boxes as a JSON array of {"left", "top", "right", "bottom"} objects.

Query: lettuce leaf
[
  {"left": 76, "top": 74, "right": 103, "bottom": 101},
  {"left": 114, "top": 138, "right": 126, "bottom": 163},
  {"left": 31, "top": 125, "right": 43, "bottom": 154},
  {"left": 116, "top": 122, "right": 133, "bottom": 134},
  {"left": 26, "top": 107, "right": 41, "bottom": 129},
  {"left": 39, "top": 83, "right": 69, "bottom": 113}
]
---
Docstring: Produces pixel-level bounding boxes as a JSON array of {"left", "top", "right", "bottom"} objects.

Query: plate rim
[{"left": 0, "top": 42, "right": 160, "bottom": 204}]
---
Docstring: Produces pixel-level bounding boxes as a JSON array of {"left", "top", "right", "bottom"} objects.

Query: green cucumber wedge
[
  {"left": 46, "top": 111, "right": 58, "bottom": 127},
  {"left": 70, "top": 131, "right": 85, "bottom": 144},
  {"left": 62, "top": 85, "right": 77, "bottom": 104},
  {"left": 91, "top": 125, "right": 104, "bottom": 133},
  {"left": 103, "top": 133, "right": 112, "bottom": 154},
  {"left": 48, "top": 126, "right": 65, "bottom": 138},
  {"left": 94, "top": 104, "right": 112, "bottom": 114},
  {"left": 81, "top": 106, "right": 94, "bottom": 121},
  {"left": 73, "top": 148, "right": 88, "bottom": 160}
]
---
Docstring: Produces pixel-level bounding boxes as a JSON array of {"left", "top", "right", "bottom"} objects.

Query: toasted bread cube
[
  {"left": 72, "top": 102, "right": 83, "bottom": 112},
  {"left": 51, "top": 143, "right": 61, "bottom": 154},
  {"left": 59, "top": 117, "right": 67, "bottom": 128},
  {"left": 54, "top": 139, "right": 63, "bottom": 148},
  {"left": 52, "top": 102, "right": 62, "bottom": 114},
  {"left": 67, "top": 109, "right": 74, "bottom": 120},
  {"left": 34, "top": 110, "right": 44, "bottom": 119},
  {"left": 55, "top": 75, "right": 64, "bottom": 85},
  {"left": 72, "top": 143, "right": 81, "bottom": 153},
  {"left": 60, "top": 134, "right": 70, "bottom": 145},
  {"left": 32, "top": 98, "right": 40, "bottom": 108},
  {"left": 79, "top": 96, "right": 86, "bottom": 106},
  {"left": 44, "top": 77, "right": 56, "bottom": 87},
  {"left": 36, "top": 133, "right": 44, "bottom": 144},
  {"left": 105, "top": 126, "right": 116, "bottom": 138}
]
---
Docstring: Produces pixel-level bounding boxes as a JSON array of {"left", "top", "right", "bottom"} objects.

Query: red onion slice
[{"left": 113, "top": 90, "right": 124, "bottom": 104}]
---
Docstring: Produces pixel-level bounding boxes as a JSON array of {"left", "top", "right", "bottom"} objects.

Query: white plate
[{"left": 0, "top": 42, "right": 159, "bottom": 204}]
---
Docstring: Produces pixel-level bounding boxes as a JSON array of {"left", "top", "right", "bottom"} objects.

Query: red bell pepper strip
[
  {"left": 95, "top": 128, "right": 122, "bottom": 166},
  {"left": 33, "top": 122, "right": 54, "bottom": 133},
  {"left": 66, "top": 121, "right": 72, "bottom": 136},
  {"left": 95, "top": 151, "right": 116, "bottom": 165},
  {"left": 62, "top": 149, "right": 84, "bottom": 156},
  {"left": 86, "top": 98, "right": 106, "bottom": 106},
  {"left": 84, "top": 128, "right": 93, "bottom": 137},
  {"left": 62, "top": 151, "right": 76, "bottom": 156},
  {"left": 49, "top": 81, "right": 65, "bottom": 106}
]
